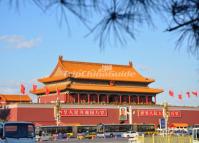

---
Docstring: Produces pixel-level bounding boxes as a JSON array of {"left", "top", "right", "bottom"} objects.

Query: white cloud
[
  {"left": 0, "top": 80, "right": 38, "bottom": 102},
  {"left": 0, "top": 80, "right": 20, "bottom": 94},
  {"left": 0, "top": 35, "right": 41, "bottom": 49},
  {"left": 0, "top": 87, "right": 19, "bottom": 94},
  {"left": 0, "top": 80, "right": 20, "bottom": 88},
  {"left": 0, "top": 80, "right": 42, "bottom": 94}
]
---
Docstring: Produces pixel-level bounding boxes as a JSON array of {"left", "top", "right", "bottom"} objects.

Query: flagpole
[
  {"left": 163, "top": 102, "right": 169, "bottom": 136},
  {"left": 20, "top": 85, "right": 21, "bottom": 104},
  {"left": 20, "top": 84, "right": 25, "bottom": 104}
]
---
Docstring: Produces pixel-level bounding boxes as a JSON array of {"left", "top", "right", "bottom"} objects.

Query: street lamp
[
  {"left": 128, "top": 106, "right": 132, "bottom": 124},
  {"left": 163, "top": 102, "right": 169, "bottom": 135},
  {"left": 54, "top": 98, "right": 61, "bottom": 126}
]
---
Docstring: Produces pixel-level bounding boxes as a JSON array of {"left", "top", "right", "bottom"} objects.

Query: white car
[
  {"left": 96, "top": 133, "right": 105, "bottom": 138},
  {"left": 36, "top": 132, "right": 52, "bottom": 141},
  {"left": 121, "top": 131, "right": 138, "bottom": 138}
]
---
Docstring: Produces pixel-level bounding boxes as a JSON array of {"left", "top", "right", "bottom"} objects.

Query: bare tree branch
[{"left": 167, "top": 18, "right": 199, "bottom": 31}]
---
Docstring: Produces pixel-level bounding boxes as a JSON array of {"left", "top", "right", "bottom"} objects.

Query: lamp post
[
  {"left": 163, "top": 102, "right": 169, "bottom": 135},
  {"left": 54, "top": 98, "right": 61, "bottom": 126},
  {"left": 128, "top": 106, "right": 132, "bottom": 124}
]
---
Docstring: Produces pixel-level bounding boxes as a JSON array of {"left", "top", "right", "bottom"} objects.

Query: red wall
[
  {"left": 60, "top": 109, "right": 122, "bottom": 125},
  {"left": 11, "top": 108, "right": 122, "bottom": 125},
  {"left": 131, "top": 110, "right": 199, "bottom": 127},
  {"left": 8, "top": 108, "right": 17, "bottom": 121},
  {"left": 39, "top": 94, "right": 66, "bottom": 103},
  {"left": 8, "top": 106, "right": 199, "bottom": 126}
]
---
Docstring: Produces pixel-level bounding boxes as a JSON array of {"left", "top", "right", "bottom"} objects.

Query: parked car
[
  {"left": 174, "top": 130, "right": 189, "bottom": 136},
  {"left": 36, "top": 132, "right": 52, "bottom": 141},
  {"left": 77, "top": 132, "right": 96, "bottom": 140},
  {"left": 121, "top": 131, "right": 138, "bottom": 138},
  {"left": 96, "top": 133, "right": 105, "bottom": 138}
]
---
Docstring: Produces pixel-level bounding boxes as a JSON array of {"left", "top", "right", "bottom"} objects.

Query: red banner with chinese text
[
  {"left": 60, "top": 108, "right": 108, "bottom": 117},
  {"left": 137, "top": 110, "right": 181, "bottom": 118}
]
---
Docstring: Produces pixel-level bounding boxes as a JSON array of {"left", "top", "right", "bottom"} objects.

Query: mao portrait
[{"left": 119, "top": 107, "right": 127, "bottom": 121}]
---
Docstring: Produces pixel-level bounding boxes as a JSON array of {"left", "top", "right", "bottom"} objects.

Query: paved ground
[
  {"left": 38, "top": 138, "right": 129, "bottom": 143},
  {"left": 37, "top": 136, "right": 192, "bottom": 143}
]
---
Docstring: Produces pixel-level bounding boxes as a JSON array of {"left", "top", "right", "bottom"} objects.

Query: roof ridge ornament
[
  {"left": 59, "top": 55, "right": 63, "bottom": 61},
  {"left": 129, "top": 61, "right": 133, "bottom": 67}
]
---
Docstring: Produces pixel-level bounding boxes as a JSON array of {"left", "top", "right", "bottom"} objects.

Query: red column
[
  {"left": 146, "top": 96, "right": 148, "bottom": 104},
  {"left": 128, "top": 95, "right": 131, "bottom": 104},
  {"left": 66, "top": 94, "right": 68, "bottom": 103},
  {"left": 137, "top": 96, "right": 140, "bottom": 104},
  {"left": 120, "top": 95, "right": 122, "bottom": 104},
  {"left": 149, "top": 96, "right": 152, "bottom": 104},
  {"left": 78, "top": 93, "right": 80, "bottom": 104},
  {"left": 154, "top": 96, "right": 156, "bottom": 104},
  {"left": 70, "top": 94, "right": 72, "bottom": 103},
  {"left": 88, "top": 94, "right": 90, "bottom": 104},
  {"left": 72, "top": 94, "right": 75, "bottom": 103},
  {"left": 107, "top": 95, "right": 109, "bottom": 103},
  {"left": 97, "top": 94, "right": 100, "bottom": 104},
  {"left": 64, "top": 94, "right": 66, "bottom": 103},
  {"left": 37, "top": 96, "right": 40, "bottom": 103},
  {"left": 68, "top": 94, "right": 70, "bottom": 103}
]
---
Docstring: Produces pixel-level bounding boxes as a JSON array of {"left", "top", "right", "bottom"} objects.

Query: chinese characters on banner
[
  {"left": 60, "top": 108, "right": 107, "bottom": 117},
  {"left": 137, "top": 110, "right": 181, "bottom": 117}
]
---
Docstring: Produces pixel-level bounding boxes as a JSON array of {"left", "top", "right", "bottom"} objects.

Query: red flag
[
  {"left": 20, "top": 84, "right": 25, "bottom": 94},
  {"left": 56, "top": 87, "right": 60, "bottom": 96},
  {"left": 186, "top": 92, "right": 190, "bottom": 98},
  {"left": 45, "top": 86, "right": 49, "bottom": 95},
  {"left": 169, "top": 90, "right": 174, "bottom": 97},
  {"left": 192, "top": 91, "right": 198, "bottom": 96},
  {"left": 178, "top": 94, "right": 183, "bottom": 100},
  {"left": 32, "top": 84, "right": 37, "bottom": 92}
]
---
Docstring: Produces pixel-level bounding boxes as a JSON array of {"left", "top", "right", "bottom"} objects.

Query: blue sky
[{"left": 0, "top": 1, "right": 198, "bottom": 106}]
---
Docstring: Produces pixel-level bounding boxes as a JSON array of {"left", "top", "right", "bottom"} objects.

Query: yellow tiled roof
[
  {"left": 38, "top": 75, "right": 66, "bottom": 83},
  {"left": 31, "top": 83, "right": 163, "bottom": 95},
  {"left": 38, "top": 56, "right": 154, "bottom": 83},
  {"left": 30, "top": 84, "right": 68, "bottom": 94},
  {"left": 0, "top": 94, "right": 32, "bottom": 102},
  {"left": 170, "top": 123, "right": 188, "bottom": 128},
  {"left": 69, "top": 84, "right": 163, "bottom": 94}
]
